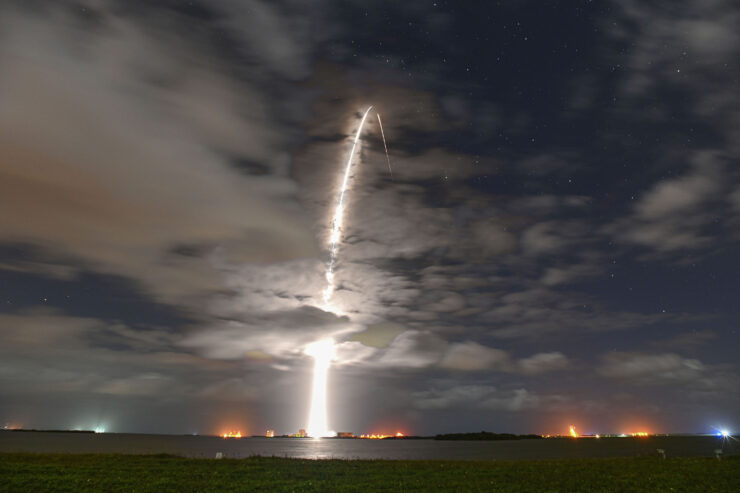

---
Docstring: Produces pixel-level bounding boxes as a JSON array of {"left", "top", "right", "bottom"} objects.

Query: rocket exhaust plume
[{"left": 305, "top": 339, "right": 335, "bottom": 438}]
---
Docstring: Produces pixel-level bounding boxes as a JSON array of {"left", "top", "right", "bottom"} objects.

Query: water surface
[{"left": 1, "top": 431, "right": 736, "bottom": 460}]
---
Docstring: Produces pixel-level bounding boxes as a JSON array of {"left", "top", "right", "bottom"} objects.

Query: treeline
[{"left": 434, "top": 431, "right": 542, "bottom": 441}]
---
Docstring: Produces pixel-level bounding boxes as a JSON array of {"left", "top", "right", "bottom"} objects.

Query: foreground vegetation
[{"left": 1, "top": 453, "right": 738, "bottom": 492}]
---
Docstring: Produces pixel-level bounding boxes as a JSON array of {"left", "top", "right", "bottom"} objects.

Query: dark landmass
[
  {"left": 2, "top": 429, "right": 94, "bottom": 434},
  {"left": 381, "top": 435, "right": 430, "bottom": 440},
  {"left": 1, "top": 453, "right": 737, "bottom": 492},
  {"left": 435, "top": 431, "right": 543, "bottom": 441}
]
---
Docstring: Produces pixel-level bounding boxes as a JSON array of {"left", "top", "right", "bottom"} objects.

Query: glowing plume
[{"left": 305, "top": 339, "right": 335, "bottom": 438}]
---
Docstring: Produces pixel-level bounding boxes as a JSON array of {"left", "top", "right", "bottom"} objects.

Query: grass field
[{"left": 1, "top": 453, "right": 738, "bottom": 492}]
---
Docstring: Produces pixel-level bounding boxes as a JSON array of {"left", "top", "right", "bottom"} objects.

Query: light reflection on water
[{"left": 0, "top": 432, "right": 737, "bottom": 460}]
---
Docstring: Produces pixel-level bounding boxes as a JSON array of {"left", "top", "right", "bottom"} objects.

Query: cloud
[
  {"left": 412, "top": 384, "right": 544, "bottom": 412},
  {"left": 652, "top": 330, "right": 718, "bottom": 350},
  {"left": 376, "top": 330, "right": 449, "bottom": 368},
  {"left": 598, "top": 352, "right": 704, "bottom": 381},
  {"left": 0, "top": 307, "right": 244, "bottom": 399},
  {"left": 350, "top": 322, "right": 406, "bottom": 349},
  {"left": 411, "top": 340, "right": 572, "bottom": 375},
  {"left": 635, "top": 164, "right": 719, "bottom": 220},
  {"left": 97, "top": 373, "right": 172, "bottom": 396},
  {"left": 439, "top": 341, "right": 511, "bottom": 371},
  {"left": 179, "top": 306, "right": 358, "bottom": 361},
  {"left": 517, "top": 352, "right": 570, "bottom": 375},
  {"left": 0, "top": 1, "right": 320, "bottom": 307},
  {"left": 480, "top": 286, "right": 675, "bottom": 340},
  {"left": 481, "top": 388, "right": 541, "bottom": 412},
  {"left": 540, "top": 263, "right": 601, "bottom": 286},
  {"left": 605, "top": 153, "right": 723, "bottom": 253},
  {"left": 596, "top": 351, "right": 738, "bottom": 393},
  {"left": 412, "top": 385, "right": 492, "bottom": 410}
]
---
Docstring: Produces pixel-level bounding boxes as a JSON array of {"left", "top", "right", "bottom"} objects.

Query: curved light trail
[
  {"left": 321, "top": 106, "right": 375, "bottom": 309},
  {"left": 308, "top": 106, "right": 392, "bottom": 439}
]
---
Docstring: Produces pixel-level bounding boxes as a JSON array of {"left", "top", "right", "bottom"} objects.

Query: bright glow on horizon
[
  {"left": 306, "top": 339, "right": 335, "bottom": 438},
  {"left": 569, "top": 425, "right": 578, "bottom": 438},
  {"left": 720, "top": 429, "right": 729, "bottom": 437},
  {"left": 359, "top": 431, "right": 405, "bottom": 439},
  {"left": 222, "top": 431, "right": 242, "bottom": 438},
  {"left": 94, "top": 426, "right": 105, "bottom": 434}
]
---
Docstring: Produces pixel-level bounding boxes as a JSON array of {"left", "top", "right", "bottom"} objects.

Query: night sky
[{"left": 1, "top": 0, "right": 738, "bottom": 437}]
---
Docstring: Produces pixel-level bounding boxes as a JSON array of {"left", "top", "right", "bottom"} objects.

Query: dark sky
[{"left": 1, "top": 0, "right": 738, "bottom": 436}]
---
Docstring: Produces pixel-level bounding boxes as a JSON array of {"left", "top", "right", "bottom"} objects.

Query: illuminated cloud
[
  {"left": 517, "top": 352, "right": 570, "bottom": 375},
  {"left": 439, "top": 342, "right": 511, "bottom": 371}
]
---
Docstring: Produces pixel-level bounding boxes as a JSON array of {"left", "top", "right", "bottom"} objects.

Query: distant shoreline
[{"left": 3, "top": 429, "right": 95, "bottom": 434}]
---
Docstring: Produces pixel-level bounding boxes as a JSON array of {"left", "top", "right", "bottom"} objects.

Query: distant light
[
  {"left": 720, "top": 429, "right": 730, "bottom": 438},
  {"left": 595, "top": 434, "right": 600, "bottom": 439},
  {"left": 94, "top": 427, "right": 105, "bottom": 433}
]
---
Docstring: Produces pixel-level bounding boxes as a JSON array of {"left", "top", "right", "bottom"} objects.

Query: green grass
[{"left": 0, "top": 453, "right": 737, "bottom": 492}]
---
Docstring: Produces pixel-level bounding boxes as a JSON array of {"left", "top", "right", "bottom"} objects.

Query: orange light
[
  {"left": 359, "top": 432, "right": 404, "bottom": 439},
  {"left": 631, "top": 431, "right": 649, "bottom": 437},
  {"left": 569, "top": 425, "right": 578, "bottom": 438},
  {"left": 221, "top": 431, "right": 242, "bottom": 438}
]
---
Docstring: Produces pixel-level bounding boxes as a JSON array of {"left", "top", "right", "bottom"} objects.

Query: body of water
[{"left": 1, "top": 431, "right": 737, "bottom": 460}]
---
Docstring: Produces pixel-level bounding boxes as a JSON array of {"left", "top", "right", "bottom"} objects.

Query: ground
[{"left": 1, "top": 453, "right": 739, "bottom": 492}]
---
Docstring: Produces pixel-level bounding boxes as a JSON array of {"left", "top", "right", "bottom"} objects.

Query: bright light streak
[
  {"left": 309, "top": 107, "right": 393, "bottom": 440},
  {"left": 569, "top": 425, "right": 578, "bottom": 438},
  {"left": 720, "top": 429, "right": 730, "bottom": 437},
  {"left": 306, "top": 339, "right": 335, "bottom": 438},
  {"left": 376, "top": 113, "right": 393, "bottom": 178},
  {"left": 322, "top": 106, "right": 374, "bottom": 309}
]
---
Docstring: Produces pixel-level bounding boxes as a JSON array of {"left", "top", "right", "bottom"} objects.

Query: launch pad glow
[{"left": 305, "top": 339, "right": 335, "bottom": 438}]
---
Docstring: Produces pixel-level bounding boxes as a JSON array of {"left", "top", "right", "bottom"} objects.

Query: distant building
[
  {"left": 337, "top": 432, "right": 354, "bottom": 438},
  {"left": 266, "top": 429, "right": 275, "bottom": 438}
]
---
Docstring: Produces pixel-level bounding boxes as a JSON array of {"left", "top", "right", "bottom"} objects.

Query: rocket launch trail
[
  {"left": 321, "top": 106, "right": 375, "bottom": 309},
  {"left": 308, "top": 106, "right": 391, "bottom": 438}
]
